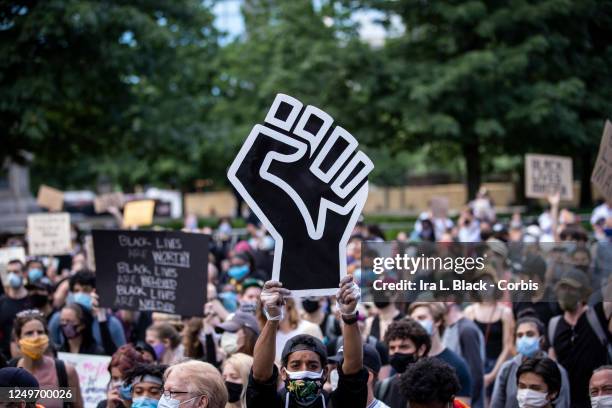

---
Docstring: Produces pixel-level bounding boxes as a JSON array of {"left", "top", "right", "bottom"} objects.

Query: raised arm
[
  {"left": 336, "top": 275, "right": 363, "bottom": 375},
  {"left": 252, "top": 280, "right": 290, "bottom": 381}
]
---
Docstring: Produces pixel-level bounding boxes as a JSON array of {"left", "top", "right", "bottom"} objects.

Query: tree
[
  {"left": 0, "top": 0, "right": 219, "bottom": 190},
  {"left": 355, "top": 0, "right": 612, "bottom": 202}
]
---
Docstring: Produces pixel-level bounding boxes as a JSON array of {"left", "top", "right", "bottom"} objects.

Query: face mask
[
  {"left": 119, "top": 383, "right": 133, "bottom": 400},
  {"left": 591, "top": 395, "right": 612, "bottom": 408},
  {"left": 374, "top": 300, "right": 390, "bottom": 309},
  {"left": 228, "top": 265, "right": 249, "bottom": 280},
  {"left": 29, "top": 294, "right": 49, "bottom": 308},
  {"left": 284, "top": 370, "right": 324, "bottom": 407},
  {"left": 389, "top": 352, "right": 417, "bottom": 374},
  {"left": 8, "top": 272, "right": 23, "bottom": 289},
  {"left": 225, "top": 381, "right": 243, "bottom": 403},
  {"left": 61, "top": 323, "right": 80, "bottom": 339},
  {"left": 19, "top": 335, "right": 49, "bottom": 360},
  {"left": 516, "top": 336, "right": 540, "bottom": 358},
  {"left": 221, "top": 331, "right": 239, "bottom": 355},
  {"left": 153, "top": 343, "right": 166, "bottom": 360},
  {"left": 157, "top": 394, "right": 201, "bottom": 408},
  {"left": 239, "top": 300, "right": 257, "bottom": 314},
  {"left": 218, "top": 292, "right": 238, "bottom": 312},
  {"left": 28, "top": 268, "right": 44, "bottom": 282},
  {"left": 517, "top": 388, "right": 549, "bottom": 407},
  {"left": 330, "top": 369, "right": 339, "bottom": 391},
  {"left": 302, "top": 299, "right": 320, "bottom": 314},
  {"left": 418, "top": 319, "right": 434, "bottom": 336},
  {"left": 131, "top": 396, "right": 159, "bottom": 408},
  {"left": 260, "top": 235, "right": 275, "bottom": 251},
  {"left": 67, "top": 292, "right": 93, "bottom": 311}
]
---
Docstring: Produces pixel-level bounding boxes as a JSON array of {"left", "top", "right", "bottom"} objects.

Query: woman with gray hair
[{"left": 160, "top": 360, "right": 228, "bottom": 408}]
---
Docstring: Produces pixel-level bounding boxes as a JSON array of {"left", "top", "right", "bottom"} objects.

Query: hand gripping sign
[{"left": 228, "top": 94, "right": 374, "bottom": 296}]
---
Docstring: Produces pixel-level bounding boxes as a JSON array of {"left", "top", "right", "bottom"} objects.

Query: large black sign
[
  {"left": 228, "top": 94, "right": 373, "bottom": 296},
  {"left": 92, "top": 230, "right": 209, "bottom": 316}
]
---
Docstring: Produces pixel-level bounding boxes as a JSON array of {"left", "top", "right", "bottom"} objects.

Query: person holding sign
[{"left": 247, "top": 275, "right": 367, "bottom": 407}]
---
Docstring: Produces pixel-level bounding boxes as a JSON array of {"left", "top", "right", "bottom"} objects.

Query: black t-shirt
[
  {"left": 0, "top": 295, "right": 30, "bottom": 358},
  {"left": 246, "top": 363, "right": 368, "bottom": 408},
  {"left": 552, "top": 307, "right": 609, "bottom": 408}
]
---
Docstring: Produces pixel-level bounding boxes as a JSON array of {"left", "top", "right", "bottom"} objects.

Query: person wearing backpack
[
  {"left": 10, "top": 309, "right": 83, "bottom": 408},
  {"left": 548, "top": 268, "right": 612, "bottom": 408}
]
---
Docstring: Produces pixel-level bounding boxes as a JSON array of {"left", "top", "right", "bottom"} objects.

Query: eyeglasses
[{"left": 160, "top": 389, "right": 191, "bottom": 399}]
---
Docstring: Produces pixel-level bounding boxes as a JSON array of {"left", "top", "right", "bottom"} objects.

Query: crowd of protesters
[{"left": 0, "top": 192, "right": 611, "bottom": 408}]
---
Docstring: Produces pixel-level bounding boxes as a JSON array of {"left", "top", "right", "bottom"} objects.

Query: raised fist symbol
[{"left": 227, "top": 94, "right": 373, "bottom": 295}]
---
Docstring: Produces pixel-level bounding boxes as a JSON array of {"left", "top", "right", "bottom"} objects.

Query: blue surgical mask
[
  {"left": 418, "top": 319, "right": 434, "bottom": 336},
  {"left": 516, "top": 335, "right": 540, "bottom": 358},
  {"left": 67, "top": 292, "right": 93, "bottom": 310},
  {"left": 260, "top": 235, "right": 275, "bottom": 251},
  {"left": 131, "top": 396, "right": 159, "bottom": 408},
  {"left": 28, "top": 268, "right": 44, "bottom": 282},
  {"left": 8, "top": 272, "right": 23, "bottom": 289},
  {"left": 119, "top": 383, "right": 132, "bottom": 400},
  {"left": 218, "top": 291, "right": 238, "bottom": 312},
  {"left": 228, "top": 265, "right": 249, "bottom": 280}
]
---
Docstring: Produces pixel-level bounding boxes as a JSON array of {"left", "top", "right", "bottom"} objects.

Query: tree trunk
[
  {"left": 462, "top": 139, "right": 481, "bottom": 201},
  {"left": 580, "top": 149, "right": 593, "bottom": 207}
]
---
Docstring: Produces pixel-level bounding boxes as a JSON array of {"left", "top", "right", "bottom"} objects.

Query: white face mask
[
  {"left": 517, "top": 388, "right": 549, "bottom": 407},
  {"left": 329, "top": 369, "right": 339, "bottom": 391},
  {"left": 591, "top": 395, "right": 612, "bottom": 408},
  {"left": 220, "top": 331, "right": 239, "bottom": 355},
  {"left": 158, "top": 394, "right": 201, "bottom": 408}
]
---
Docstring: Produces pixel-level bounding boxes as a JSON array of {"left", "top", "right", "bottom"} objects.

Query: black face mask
[
  {"left": 225, "top": 381, "right": 243, "bottom": 403},
  {"left": 389, "top": 352, "right": 417, "bottom": 374},
  {"left": 29, "top": 294, "right": 49, "bottom": 309},
  {"left": 302, "top": 299, "right": 320, "bottom": 314},
  {"left": 374, "top": 300, "right": 390, "bottom": 309}
]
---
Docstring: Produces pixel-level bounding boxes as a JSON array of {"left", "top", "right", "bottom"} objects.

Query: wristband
[{"left": 341, "top": 311, "right": 359, "bottom": 325}]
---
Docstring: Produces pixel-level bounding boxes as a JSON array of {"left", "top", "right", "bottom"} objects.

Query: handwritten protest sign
[
  {"left": 525, "top": 154, "right": 573, "bottom": 200},
  {"left": 591, "top": 120, "right": 612, "bottom": 202},
  {"left": 27, "top": 213, "right": 71, "bottom": 256},
  {"left": 227, "top": 94, "right": 373, "bottom": 296},
  {"left": 0, "top": 247, "right": 26, "bottom": 286},
  {"left": 94, "top": 192, "right": 125, "bottom": 213},
  {"left": 123, "top": 200, "right": 155, "bottom": 227},
  {"left": 58, "top": 352, "right": 110, "bottom": 408},
  {"left": 36, "top": 185, "right": 64, "bottom": 212},
  {"left": 92, "top": 229, "right": 209, "bottom": 316}
]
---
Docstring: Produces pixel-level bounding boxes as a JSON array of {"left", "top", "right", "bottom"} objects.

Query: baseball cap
[
  {"left": 241, "top": 278, "right": 263, "bottom": 291},
  {"left": 328, "top": 344, "right": 382, "bottom": 374},
  {"left": 556, "top": 268, "right": 590, "bottom": 290},
  {"left": 215, "top": 312, "right": 260, "bottom": 336},
  {"left": 0, "top": 367, "right": 39, "bottom": 387},
  {"left": 281, "top": 334, "right": 327, "bottom": 367}
]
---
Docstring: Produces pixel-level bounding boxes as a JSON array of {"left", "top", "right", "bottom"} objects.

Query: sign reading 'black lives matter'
[{"left": 92, "top": 230, "right": 208, "bottom": 316}]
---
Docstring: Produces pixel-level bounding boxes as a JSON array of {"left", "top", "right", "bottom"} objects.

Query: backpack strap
[
  {"left": 374, "top": 376, "right": 392, "bottom": 401},
  {"left": 548, "top": 315, "right": 561, "bottom": 347},
  {"left": 55, "top": 359, "right": 68, "bottom": 388},
  {"left": 585, "top": 307, "right": 612, "bottom": 363}
]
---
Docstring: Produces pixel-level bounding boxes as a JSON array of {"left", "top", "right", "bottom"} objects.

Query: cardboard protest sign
[
  {"left": 93, "top": 192, "right": 125, "bottom": 213},
  {"left": 27, "top": 213, "right": 71, "bottom": 256},
  {"left": 525, "top": 154, "right": 573, "bottom": 200},
  {"left": 430, "top": 196, "right": 449, "bottom": 219},
  {"left": 58, "top": 352, "right": 110, "bottom": 408},
  {"left": 92, "top": 229, "right": 209, "bottom": 316},
  {"left": 591, "top": 120, "right": 612, "bottom": 202},
  {"left": 227, "top": 94, "right": 373, "bottom": 296},
  {"left": 123, "top": 200, "right": 155, "bottom": 227},
  {"left": 36, "top": 184, "right": 64, "bottom": 212},
  {"left": 0, "top": 247, "right": 26, "bottom": 286}
]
